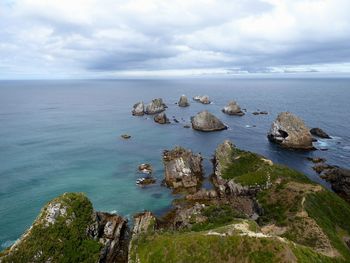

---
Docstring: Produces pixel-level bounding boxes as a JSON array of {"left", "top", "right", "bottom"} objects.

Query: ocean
[{"left": 0, "top": 78, "right": 349, "bottom": 249}]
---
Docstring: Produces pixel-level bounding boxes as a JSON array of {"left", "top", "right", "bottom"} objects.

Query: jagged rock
[
  {"left": 321, "top": 166, "right": 350, "bottom": 203},
  {"left": 132, "top": 102, "right": 144, "bottom": 116},
  {"left": 136, "top": 176, "right": 156, "bottom": 186},
  {"left": 252, "top": 111, "right": 268, "bottom": 115},
  {"left": 310, "top": 128, "right": 331, "bottom": 139},
  {"left": 121, "top": 134, "right": 131, "bottom": 139},
  {"left": 154, "top": 112, "right": 170, "bottom": 124},
  {"left": 306, "top": 157, "right": 326, "bottom": 164},
  {"left": 163, "top": 147, "right": 203, "bottom": 190},
  {"left": 89, "top": 212, "right": 129, "bottom": 263},
  {"left": 267, "top": 112, "right": 314, "bottom": 150},
  {"left": 138, "top": 163, "right": 152, "bottom": 174},
  {"left": 222, "top": 101, "right": 244, "bottom": 116},
  {"left": 193, "top": 95, "right": 211, "bottom": 104},
  {"left": 186, "top": 189, "right": 218, "bottom": 201},
  {"left": 191, "top": 111, "right": 227, "bottom": 132},
  {"left": 145, "top": 98, "right": 167, "bottom": 115},
  {"left": 178, "top": 95, "right": 190, "bottom": 107},
  {"left": 132, "top": 212, "right": 156, "bottom": 235}
]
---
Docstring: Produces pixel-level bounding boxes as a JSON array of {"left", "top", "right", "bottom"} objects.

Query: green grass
[
  {"left": 305, "top": 191, "right": 350, "bottom": 261},
  {"left": 190, "top": 204, "right": 245, "bottom": 232},
  {"left": 0, "top": 193, "right": 101, "bottom": 263}
]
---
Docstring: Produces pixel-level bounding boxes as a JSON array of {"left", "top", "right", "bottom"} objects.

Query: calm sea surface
[{"left": 0, "top": 78, "right": 349, "bottom": 248}]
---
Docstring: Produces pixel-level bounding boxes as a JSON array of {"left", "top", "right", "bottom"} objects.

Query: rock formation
[
  {"left": 132, "top": 102, "right": 144, "bottom": 116},
  {"left": 138, "top": 163, "right": 152, "bottom": 174},
  {"left": 310, "top": 128, "right": 331, "bottom": 139},
  {"left": 144, "top": 98, "right": 166, "bottom": 115},
  {"left": 193, "top": 95, "right": 211, "bottom": 104},
  {"left": 163, "top": 147, "right": 203, "bottom": 190},
  {"left": 154, "top": 112, "right": 170, "bottom": 124},
  {"left": 178, "top": 95, "right": 190, "bottom": 107},
  {"left": 191, "top": 111, "right": 227, "bottom": 132},
  {"left": 222, "top": 101, "right": 244, "bottom": 116},
  {"left": 267, "top": 112, "right": 314, "bottom": 150},
  {"left": 121, "top": 134, "right": 131, "bottom": 139}
]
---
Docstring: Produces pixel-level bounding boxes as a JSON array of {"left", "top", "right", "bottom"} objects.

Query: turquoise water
[{"left": 1, "top": 78, "right": 350, "bottom": 248}]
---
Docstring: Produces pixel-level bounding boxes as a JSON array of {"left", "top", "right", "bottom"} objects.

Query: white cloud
[{"left": 0, "top": 0, "right": 350, "bottom": 78}]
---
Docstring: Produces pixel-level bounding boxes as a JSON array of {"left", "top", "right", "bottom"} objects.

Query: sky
[{"left": 1, "top": 0, "right": 350, "bottom": 79}]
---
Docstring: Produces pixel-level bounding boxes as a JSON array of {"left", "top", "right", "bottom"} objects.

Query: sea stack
[
  {"left": 193, "top": 95, "right": 211, "bottom": 104},
  {"left": 222, "top": 100, "right": 245, "bottom": 116},
  {"left": 191, "top": 111, "right": 227, "bottom": 132},
  {"left": 267, "top": 112, "right": 314, "bottom": 150},
  {"left": 145, "top": 98, "right": 167, "bottom": 115},
  {"left": 163, "top": 147, "right": 203, "bottom": 190},
  {"left": 154, "top": 112, "right": 170, "bottom": 124},
  {"left": 132, "top": 102, "right": 145, "bottom": 116},
  {"left": 178, "top": 95, "right": 190, "bottom": 107}
]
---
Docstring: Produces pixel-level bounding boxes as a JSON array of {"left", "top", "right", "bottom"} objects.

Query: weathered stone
[
  {"left": 121, "top": 134, "right": 131, "bottom": 139},
  {"left": 321, "top": 167, "right": 350, "bottom": 203},
  {"left": 132, "top": 211, "right": 156, "bottom": 235},
  {"left": 154, "top": 112, "right": 170, "bottom": 124},
  {"left": 310, "top": 128, "right": 331, "bottom": 139},
  {"left": 222, "top": 101, "right": 244, "bottom": 116},
  {"left": 138, "top": 163, "right": 152, "bottom": 174},
  {"left": 267, "top": 112, "right": 314, "bottom": 150},
  {"left": 145, "top": 98, "right": 166, "bottom": 115},
  {"left": 193, "top": 95, "right": 211, "bottom": 104},
  {"left": 163, "top": 147, "right": 203, "bottom": 190},
  {"left": 178, "top": 95, "right": 190, "bottom": 107},
  {"left": 132, "top": 102, "right": 144, "bottom": 116},
  {"left": 136, "top": 176, "right": 156, "bottom": 186},
  {"left": 191, "top": 111, "right": 227, "bottom": 132}
]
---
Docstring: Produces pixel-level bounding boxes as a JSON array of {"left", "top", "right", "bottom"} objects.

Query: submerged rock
[
  {"left": 163, "top": 147, "right": 203, "bottom": 190},
  {"left": 222, "top": 101, "right": 244, "bottom": 116},
  {"left": 178, "top": 95, "right": 190, "bottom": 107},
  {"left": 154, "top": 112, "right": 170, "bottom": 124},
  {"left": 310, "top": 128, "right": 331, "bottom": 139},
  {"left": 132, "top": 102, "right": 144, "bottom": 116},
  {"left": 267, "top": 112, "right": 314, "bottom": 150},
  {"left": 145, "top": 98, "right": 167, "bottom": 115},
  {"left": 193, "top": 95, "right": 211, "bottom": 104},
  {"left": 136, "top": 176, "right": 156, "bottom": 186},
  {"left": 121, "top": 134, "right": 131, "bottom": 139},
  {"left": 191, "top": 111, "right": 227, "bottom": 132}
]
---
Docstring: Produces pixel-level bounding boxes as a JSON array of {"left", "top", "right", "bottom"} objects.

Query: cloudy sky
[{"left": 1, "top": 0, "right": 350, "bottom": 78}]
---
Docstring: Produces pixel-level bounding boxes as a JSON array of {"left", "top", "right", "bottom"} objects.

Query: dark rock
[
  {"left": 222, "top": 101, "right": 245, "bottom": 116},
  {"left": 132, "top": 102, "right": 144, "bottom": 116},
  {"left": 173, "top": 118, "right": 179, "bottom": 123},
  {"left": 163, "top": 147, "right": 203, "bottom": 190},
  {"left": 267, "top": 112, "right": 314, "bottom": 150},
  {"left": 120, "top": 134, "right": 131, "bottom": 139},
  {"left": 154, "top": 112, "right": 170, "bottom": 124},
  {"left": 178, "top": 95, "right": 190, "bottom": 107},
  {"left": 145, "top": 98, "right": 166, "bottom": 115},
  {"left": 136, "top": 176, "right": 156, "bottom": 186},
  {"left": 310, "top": 128, "right": 331, "bottom": 139},
  {"left": 183, "top": 125, "right": 191, "bottom": 128},
  {"left": 191, "top": 111, "right": 227, "bottom": 132},
  {"left": 322, "top": 167, "right": 350, "bottom": 203},
  {"left": 306, "top": 157, "right": 326, "bottom": 164}
]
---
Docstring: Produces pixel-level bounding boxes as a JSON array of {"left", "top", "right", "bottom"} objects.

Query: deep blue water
[{"left": 0, "top": 78, "right": 350, "bottom": 249}]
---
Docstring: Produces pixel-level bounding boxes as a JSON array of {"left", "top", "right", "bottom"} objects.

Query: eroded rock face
[
  {"left": 132, "top": 102, "right": 144, "bottom": 116},
  {"left": 145, "top": 98, "right": 166, "bottom": 115},
  {"left": 321, "top": 167, "right": 350, "bottom": 203},
  {"left": 89, "top": 212, "right": 129, "bottom": 263},
  {"left": 193, "top": 95, "right": 211, "bottom": 104},
  {"left": 163, "top": 147, "right": 203, "bottom": 190},
  {"left": 267, "top": 112, "right": 314, "bottom": 150},
  {"left": 132, "top": 211, "right": 156, "bottom": 235},
  {"left": 154, "top": 112, "right": 170, "bottom": 124},
  {"left": 222, "top": 101, "right": 244, "bottom": 116},
  {"left": 310, "top": 128, "right": 331, "bottom": 139},
  {"left": 191, "top": 111, "right": 227, "bottom": 132},
  {"left": 178, "top": 95, "right": 190, "bottom": 107}
]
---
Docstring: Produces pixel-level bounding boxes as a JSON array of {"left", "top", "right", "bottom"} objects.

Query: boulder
[
  {"left": 138, "top": 163, "right": 152, "bottom": 174},
  {"left": 222, "top": 101, "right": 244, "bottom": 116},
  {"left": 154, "top": 112, "right": 170, "bottom": 124},
  {"left": 191, "top": 111, "right": 227, "bottom": 132},
  {"left": 267, "top": 112, "right": 314, "bottom": 150},
  {"left": 310, "top": 128, "right": 331, "bottom": 139},
  {"left": 121, "top": 134, "right": 131, "bottom": 139},
  {"left": 163, "top": 147, "right": 203, "bottom": 190},
  {"left": 132, "top": 102, "right": 144, "bottom": 116},
  {"left": 178, "top": 95, "right": 190, "bottom": 107},
  {"left": 321, "top": 167, "right": 350, "bottom": 203},
  {"left": 193, "top": 95, "right": 211, "bottom": 104},
  {"left": 145, "top": 98, "right": 166, "bottom": 115},
  {"left": 136, "top": 176, "right": 156, "bottom": 186}
]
